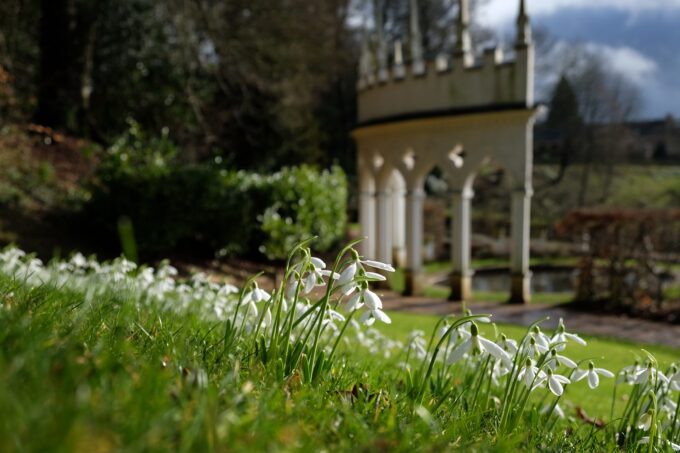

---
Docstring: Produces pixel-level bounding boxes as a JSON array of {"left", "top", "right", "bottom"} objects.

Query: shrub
[{"left": 83, "top": 129, "right": 347, "bottom": 259}]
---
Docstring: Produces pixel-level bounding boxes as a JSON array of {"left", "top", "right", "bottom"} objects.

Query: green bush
[{"left": 84, "top": 129, "right": 347, "bottom": 259}]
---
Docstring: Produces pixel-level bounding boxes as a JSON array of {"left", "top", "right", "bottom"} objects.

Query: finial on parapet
[
  {"left": 409, "top": 0, "right": 425, "bottom": 75},
  {"left": 393, "top": 40, "right": 406, "bottom": 79},
  {"left": 453, "top": 0, "right": 473, "bottom": 66},
  {"left": 374, "top": 0, "right": 389, "bottom": 82},
  {"left": 358, "top": 28, "right": 375, "bottom": 90},
  {"left": 516, "top": 0, "right": 532, "bottom": 46}
]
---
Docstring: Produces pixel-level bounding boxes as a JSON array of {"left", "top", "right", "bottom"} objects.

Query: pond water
[{"left": 472, "top": 268, "right": 577, "bottom": 293}]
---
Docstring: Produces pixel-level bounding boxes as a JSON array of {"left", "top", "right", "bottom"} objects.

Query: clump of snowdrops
[
  {"left": 401, "top": 312, "right": 679, "bottom": 450},
  {"left": 0, "top": 240, "right": 402, "bottom": 384}
]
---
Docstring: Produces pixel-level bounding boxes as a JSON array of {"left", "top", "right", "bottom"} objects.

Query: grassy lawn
[{"left": 378, "top": 312, "right": 680, "bottom": 418}]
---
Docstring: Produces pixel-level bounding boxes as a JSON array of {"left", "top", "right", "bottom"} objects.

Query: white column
[
  {"left": 404, "top": 187, "right": 425, "bottom": 294},
  {"left": 391, "top": 179, "right": 406, "bottom": 267},
  {"left": 359, "top": 190, "right": 376, "bottom": 258},
  {"left": 510, "top": 188, "right": 532, "bottom": 303},
  {"left": 450, "top": 187, "right": 474, "bottom": 301},
  {"left": 375, "top": 190, "right": 392, "bottom": 264}
]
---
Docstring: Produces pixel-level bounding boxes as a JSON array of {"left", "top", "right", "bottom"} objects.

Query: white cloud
[
  {"left": 479, "top": 0, "right": 680, "bottom": 27},
  {"left": 585, "top": 44, "right": 658, "bottom": 85}
]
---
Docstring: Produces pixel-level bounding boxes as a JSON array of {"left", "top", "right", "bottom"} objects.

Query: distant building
[{"left": 624, "top": 115, "right": 680, "bottom": 161}]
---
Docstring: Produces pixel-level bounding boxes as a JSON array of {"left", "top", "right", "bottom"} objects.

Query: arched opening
[{"left": 469, "top": 159, "right": 512, "bottom": 302}]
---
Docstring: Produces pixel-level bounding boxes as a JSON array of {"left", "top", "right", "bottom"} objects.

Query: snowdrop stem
[
  {"left": 470, "top": 355, "right": 492, "bottom": 412},
  {"left": 670, "top": 392, "right": 680, "bottom": 441},
  {"left": 544, "top": 394, "right": 565, "bottom": 432},
  {"left": 280, "top": 273, "right": 304, "bottom": 367},
  {"left": 498, "top": 317, "right": 549, "bottom": 432},
  {"left": 284, "top": 238, "right": 315, "bottom": 274},
  {"left": 416, "top": 314, "right": 490, "bottom": 405},
  {"left": 647, "top": 392, "right": 658, "bottom": 453},
  {"left": 618, "top": 383, "right": 644, "bottom": 439},
  {"left": 308, "top": 241, "right": 361, "bottom": 378},
  {"left": 328, "top": 309, "right": 357, "bottom": 363}
]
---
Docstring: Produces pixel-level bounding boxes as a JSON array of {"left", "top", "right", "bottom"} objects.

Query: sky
[{"left": 479, "top": 0, "right": 680, "bottom": 119}]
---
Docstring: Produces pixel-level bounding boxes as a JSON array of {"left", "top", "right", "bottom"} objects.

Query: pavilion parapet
[{"left": 357, "top": 0, "right": 533, "bottom": 125}]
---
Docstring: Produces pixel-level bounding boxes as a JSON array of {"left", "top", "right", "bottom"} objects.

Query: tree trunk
[{"left": 34, "top": 0, "right": 76, "bottom": 129}]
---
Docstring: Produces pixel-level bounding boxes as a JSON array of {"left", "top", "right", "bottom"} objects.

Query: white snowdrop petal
[
  {"left": 373, "top": 309, "right": 391, "bottom": 324},
  {"left": 342, "top": 284, "right": 356, "bottom": 296},
  {"left": 338, "top": 263, "right": 357, "bottom": 285},
  {"left": 479, "top": 337, "right": 511, "bottom": 366},
  {"left": 559, "top": 355, "right": 578, "bottom": 369},
  {"left": 320, "top": 270, "right": 340, "bottom": 280},
  {"left": 361, "top": 259, "right": 396, "bottom": 272},
  {"left": 588, "top": 370, "right": 599, "bottom": 389},
  {"left": 364, "top": 271, "right": 387, "bottom": 281},
  {"left": 310, "top": 257, "right": 326, "bottom": 269},
  {"left": 345, "top": 292, "right": 362, "bottom": 312},
  {"left": 447, "top": 339, "right": 472, "bottom": 365},
  {"left": 572, "top": 369, "right": 588, "bottom": 382},
  {"left": 304, "top": 273, "right": 316, "bottom": 294},
  {"left": 363, "top": 289, "right": 382, "bottom": 310},
  {"left": 595, "top": 368, "right": 614, "bottom": 378},
  {"left": 549, "top": 377, "right": 564, "bottom": 396},
  {"left": 565, "top": 332, "right": 587, "bottom": 346},
  {"left": 555, "top": 375, "right": 571, "bottom": 384}
]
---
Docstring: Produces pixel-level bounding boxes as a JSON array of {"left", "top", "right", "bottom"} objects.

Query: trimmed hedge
[{"left": 84, "top": 134, "right": 347, "bottom": 259}]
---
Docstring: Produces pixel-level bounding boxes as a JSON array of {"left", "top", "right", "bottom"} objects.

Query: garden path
[{"left": 379, "top": 291, "right": 680, "bottom": 349}]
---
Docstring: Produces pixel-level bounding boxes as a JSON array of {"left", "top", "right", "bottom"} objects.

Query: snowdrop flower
[
  {"left": 217, "top": 284, "right": 239, "bottom": 296},
  {"left": 529, "top": 326, "right": 551, "bottom": 351},
  {"left": 345, "top": 286, "right": 391, "bottom": 325},
  {"left": 617, "top": 361, "right": 643, "bottom": 385},
  {"left": 358, "top": 295, "right": 391, "bottom": 326},
  {"left": 541, "top": 402, "right": 565, "bottom": 419},
  {"left": 517, "top": 358, "right": 547, "bottom": 390},
  {"left": 526, "top": 335, "right": 549, "bottom": 358},
  {"left": 545, "top": 368, "right": 571, "bottom": 396},
  {"left": 635, "top": 363, "right": 669, "bottom": 386},
  {"left": 572, "top": 361, "right": 614, "bottom": 389},
  {"left": 638, "top": 437, "right": 680, "bottom": 452},
  {"left": 667, "top": 365, "right": 680, "bottom": 391},
  {"left": 327, "top": 309, "right": 346, "bottom": 323},
  {"left": 637, "top": 409, "right": 654, "bottom": 431},
  {"left": 337, "top": 262, "right": 357, "bottom": 286},
  {"left": 447, "top": 323, "right": 512, "bottom": 367},
  {"left": 551, "top": 318, "right": 587, "bottom": 351},
  {"left": 246, "top": 284, "right": 270, "bottom": 303},
  {"left": 406, "top": 330, "right": 428, "bottom": 359},
  {"left": 546, "top": 349, "right": 578, "bottom": 370},
  {"left": 302, "top": 257, "right": 337, "bottom": 294},
  {"left": 285, "top": 277, "right": 300, "bottom": 300},
  {"left": 261, "top": 306, "right": 272, "bottom": 327},
  {"left": 497, "top": 334, "right": 518, "bottom": 355}
]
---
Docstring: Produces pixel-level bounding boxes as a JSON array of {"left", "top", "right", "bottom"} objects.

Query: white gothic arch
[{"left": 352, "top": 0, "right": 537, "bottom": 303}]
